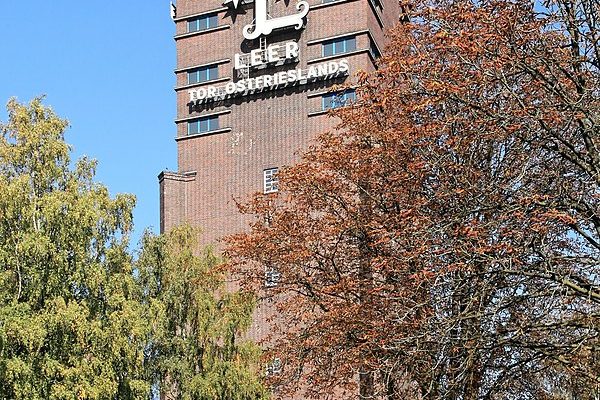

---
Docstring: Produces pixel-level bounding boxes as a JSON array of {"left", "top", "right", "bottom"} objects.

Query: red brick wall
[
  {"left": 160, "top": 1, "right": 400, "bottom": 397},
  {"left": 162, "top": 0, "right": 398, "bottom": 244}
]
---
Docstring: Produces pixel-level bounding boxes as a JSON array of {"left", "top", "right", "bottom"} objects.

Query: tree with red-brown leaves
[{"left": 226, "top": 0, "right": 600, "bottom": 398}]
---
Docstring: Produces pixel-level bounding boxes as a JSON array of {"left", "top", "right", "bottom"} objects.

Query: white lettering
[
  {"left": 287, "top": 69, "right": 297, "bottom": 82},
  {"left": 267, "top": 44, "right": 281, "bottom": 63},
  {"left": 225, "top": 82, "right": 237, "bottom": 94},
  {"left": 328, "top": 61, "right": 339, "bottom": 75},
  {"left": 234, "top": 53, "right": 248, "bottom": 69},
  {"left": 285, "top": 42, "right": 299, "bottom": 59},
  {"left": 234, "top": 41, "right": 299, "bottom": 70},
  {"left": 307, "top": 66, "right": 318, "bottom": 79},
  {"left": 278, "top": 71, "right": 288, "bottom": 84},
  {"left": 296, "top": 68, "right": 306, "bottom": 81},
  {"left": 339, "top": 59, "right": 349, "bottom": 73},
  {"left": 318, "top": 63, "right": 328, "bottom": 76},
  {"left": 191, "top": 60, "right": 350, "bottom": 103},
  {"left": 250, "top": 49, "right": 264, "bottom": 66}
]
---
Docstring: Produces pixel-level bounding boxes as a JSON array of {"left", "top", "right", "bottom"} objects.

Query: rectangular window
[
  {"left": 187, "top": 115, "right": 219, "bottom": 135},
  {"left": 265, "top": 266, "right": 281, "bottom": 288},
  {"left": 187, "top": 13, "right": 218, "bottom": 33},
  {"left": 266, "top": 358, "right": 282, "bottom": 376},
  {"left": 322, "top": 89, "right": 356, "bottom": 110},
  {"left": 263, "top": 167, "right": 279, "bottom": 194},
  {"left": 322, "top": 35, "right": 356, "bottom": 57},
  {"left": 370, "top": 0, "right": 384, "bottom": 11},
  {"left": 369, "top": 38, "right": 381, "bottom": 59},
  {"left": 187, "top": 65, "right": 219, "bottom": 85}
]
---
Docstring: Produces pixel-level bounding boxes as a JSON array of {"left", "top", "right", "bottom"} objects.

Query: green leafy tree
[
  {"left": 0, "top": 98, "right": 268, "bottom": 400},
  {"left": 137, "top": 225, "right": 269, "bottom": 400},
  {"left": 0, "top": 98, "right": 149, "bottom": 399}
]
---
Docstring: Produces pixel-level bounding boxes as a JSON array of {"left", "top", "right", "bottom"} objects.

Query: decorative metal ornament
[{"left": 243, "top": 0, "right": 310, "bottom": 40}]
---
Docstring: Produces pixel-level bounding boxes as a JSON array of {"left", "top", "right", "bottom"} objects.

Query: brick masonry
[
  {"left": 159, "top": 0, "right": 399, "bottom": 396},
  {"left": 161, "top": 0, "right": 399, "bottom": 244}
]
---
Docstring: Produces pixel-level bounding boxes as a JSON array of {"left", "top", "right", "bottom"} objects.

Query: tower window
[
  {"left": 322, "top": 89, "right": 356, "bottom": 110},
  {"left": 263, "top": 167, "right": 279, "bottom": 194},
  {"left": 266, "top": 358, "right": 282, "bottom": 376},
  {"left": 187, "top": 14, "right": 218, "bottom": 33},
  {"left": 370, "top": 0, "right": 384, "bottom": 12},
  {"left": 369, "top": 38, "right": 382, "bottom": 59},
  {"left": 322, "top": 36, "right": 357, "bottom": 57},
  {"left": 265, "top": 266, "right": 281, "bottom": 288},
  {"left": 187, "top": 65, "right": 219, "bottom": 85},
  {"left": 187, "top": 115, "right": 219, "bottom": 135}
]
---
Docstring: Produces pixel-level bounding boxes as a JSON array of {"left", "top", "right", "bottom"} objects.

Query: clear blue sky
[{"left": 0, "top": 1, "right": 176, "bottom": 246}]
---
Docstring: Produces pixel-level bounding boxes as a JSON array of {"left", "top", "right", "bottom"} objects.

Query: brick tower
[{"left": 159, "top": 0, "right": 399, "bottom": 244}]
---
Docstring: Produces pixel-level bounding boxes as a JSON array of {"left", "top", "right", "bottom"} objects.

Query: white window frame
[
  {"left": 263, "top": 167, "right": 279, "bottom": 194},
  {"left": 187, "top": 115, "right": 220, "bottom": 135},
  {"left": 187, "top": 13, "right": 219, "bottom": 33},
  {"left": 322, "top": 89, "right": 356, "bottom": 110},
  {"left": 321, "top": 35, "right": 357, "bottom": 57},
  {"left": 187, "top": 64, "right": 219, "bottom": 85},
  {"left": 266, "top": 358, "right": 282, "bottom": 376},
  {"left": 265, "top": 266, "right": 281, "bottom": 288}
]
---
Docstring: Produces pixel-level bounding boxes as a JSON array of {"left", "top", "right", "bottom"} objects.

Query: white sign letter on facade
[
  {"left": 267, "top": 44, "right": 281, "bottom": 63},
  {"left": 285, "top": 42, "right": 299, "bottom": 59},
  {"left": 235, "top": 53, "right": 247, "bottom": 69},
  {"left": 250, "top": 49, "right": 263, "bottom": 66}
]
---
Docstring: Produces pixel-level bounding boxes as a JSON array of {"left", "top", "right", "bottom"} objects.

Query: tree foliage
[
  {"left": 0, "top": 98, "right": 268, "bottom": 400},
  {"left": 226, "top": 0, "right": 600, "bottom": 398},
  {"left": 0, "top": 98, "right": 147, "bottom": 399},
  {"left": 138, "top": 226, "right": 270, "bottom": 400}
]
